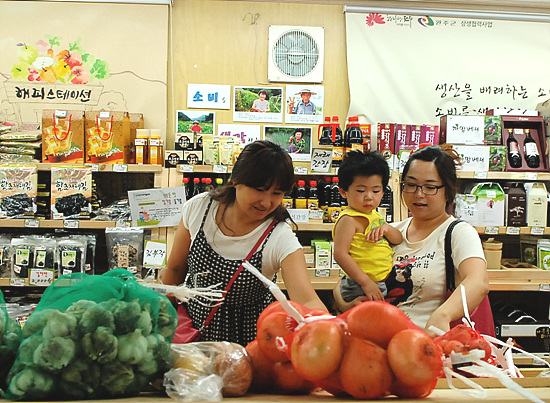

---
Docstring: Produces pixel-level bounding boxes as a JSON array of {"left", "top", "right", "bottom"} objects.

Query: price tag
[
  {"left": 506, "top": 226, "right": 520, "bottom": 235},
  {"left": 540, "top": 284, "right": 550, "bottom": 292},
  {"left": 531, "top": 227, "right": 545, "bottom": 235},
  {"left": 85, "top": 163, "right": 99, "bottom": 172},
  {"left": 473, "top": 171, "right": 488, "bottom": 179},
  {"left": 143, "top": 240, "right": 167, "bottom": 268},
  {"left": 63, "top": 220, "right": 79, "bottom": 229},
  {"left": 9, "top": 278, "right": 25, "bottom": 287},
  {"left": 510, "top": 172, "right": 524, "bottom": 180},
  {"left": 310, "top": 148, "right": 332, "bottom": 173},
  {"left": 99, "top": 111, "right": 110, "bottom": 119},
  {"left": 525, "top": 172, "right": 538, "bottom": 180},
  {"left": 29, "top": 269, "right": 54, "bottom": 287},
  {"left": 309, "top": 209, "right": 324, "bottom": 220},
  {"left": 294, "top": 166, "right": 308, "bottom": 175},
  {"left": 315, "top": 269, "right": 330, "bottom": 277},
  {"left": 213, "top": 165, "right": 228, "bottom": 173},
  {"left": 287, "top": 209, "right": 309, "bottom": 223},
  {"left": 484, "top": 226, "right": 499, "bottom": 235},
  {"left": 179, "top": 164, "right": 194, "bottom": 173},
  {"left": 113, "top": 164, "right": 128, "bottom": 173},
  {"left": 116, "top": 220, "right": 131, "bottom": 228},
  {"left": 24, "top": 219, "right": 39, "bottom": 228}
]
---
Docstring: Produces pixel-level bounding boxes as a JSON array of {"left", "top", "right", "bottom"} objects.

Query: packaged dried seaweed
[
  {"left": 69, "top": 234, "right": 96, "bottom": 275},
  {"left": 105, "top": 227, "right": 144, "bottom": 276},
  {"left": 0, "top": 164, "right": 37, "bottom": 218},
  {"left": 0, "top": 236, "right": 12, "bottom": 278},
  {"left": 50, "top": 166, "right": 92, "bottom": 219},
  {"left": 11, "top": 237, "right": 34, "bottom": 279},
  {"left": 57, "top": 238, "right": 87, "bottom": 277}
]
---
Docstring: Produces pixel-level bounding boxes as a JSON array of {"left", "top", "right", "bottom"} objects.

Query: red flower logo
[{"left": 366, "top": 13, "right": 385, "bottom": 26}]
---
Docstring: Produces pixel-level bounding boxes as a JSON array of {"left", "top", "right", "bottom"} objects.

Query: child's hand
[
  {"left": 362, "top": 281, "right": 385, "bottom": 301},
  {"left": 366, "top": 223, "right": 391, "bottom": 242},
  {"left": 289, "top": 136, "right": 294, "bottom": 143}
]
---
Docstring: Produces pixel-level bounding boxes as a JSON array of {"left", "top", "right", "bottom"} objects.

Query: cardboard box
[
  {"left": 377, "top": 123, "right": 395, "bottom": 158},
  {"left": 183, "top": 150, "right": 202, "bottom": 165},
  {"left": 484, "top": 115, "right": 502, "bottom": 145},
  {"left": 313, "top": 241, "right": 331, "bottom": 269},
  {"left": 407, "top": 124, "right": 421, "bottom": 147},
  {"left": 164, "top": 150, "right": 183, "bottom": 168},
  {"left": 489, "top": 146, "right": 506, "bottom": 171},
  {"left": 454, "top": 145, "right": 490, "bottom": 172},
  {"left": 85, "top": 111, "right": 130, "bottom": 164},
  {"left": 505, "top": 182, "right": 527, "bottom": 227},
  {"left": 42, "top": 109, "right": 85, "bottom": 163},
  {"left": 439, "top": 115, "right": 485, "bottom": 144},
  {"left": 128, "top": 113, "right": 144, "bottom": 164},
  {"left": 0, "top": 165, "right": 37, "bottom": 218},
  {"left": 420, "top": 124, "right": 439, "bottom": 145},
  {"left": 394, "top": 124, "right": 409, "bottom": 153},
  {"left": 176, "top": 132, "right": 194, "bottom": 151},
  {"left": 500, "top": 116, "right": 548, "bottom": 172},
  {"left": 472, "top": 182, "right": 505, "bottom": 226}
]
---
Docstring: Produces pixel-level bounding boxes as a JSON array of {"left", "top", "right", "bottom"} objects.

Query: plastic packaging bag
[
  {"left": 3, "top": 269, "right": 177, "bottom": 401},
  {"left": 164, "top": 342, "right": 253, "bottom": 402},
  {"left": 0, "top": 289, "right": 22, "bottom": 393},
  {"left": 105, "top": 227, "right": 144, "bottom": 276}
]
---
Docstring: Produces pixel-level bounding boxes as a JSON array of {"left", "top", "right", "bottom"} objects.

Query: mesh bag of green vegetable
[
  {"left": 3, "top": 268, "right": 177, "bottom": 401},
  {"left": 0, "top": 290, "right": 22, "bottom": 394}
]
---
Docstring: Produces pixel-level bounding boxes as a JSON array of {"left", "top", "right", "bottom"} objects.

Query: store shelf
[
  {"left": 35, "top": 163, "right": 163, "bottom": 173},
  {"left": 295, "top": 222, "right": 333, "bottom": 232},
  {"left": 0, "top": 219, "right": 118, "bottom": 229},
  {"left": 474, "top": 226, "right": 550, "bottom": 235},
  {"left": 457, "top": 171, "right": 550, "bottom": 180}
]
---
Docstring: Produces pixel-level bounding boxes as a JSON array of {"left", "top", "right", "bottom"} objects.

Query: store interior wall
[{"left": 168, "top": 0, "right": 550, "bottom": 149}]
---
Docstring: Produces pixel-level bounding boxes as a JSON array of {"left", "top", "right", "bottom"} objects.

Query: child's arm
[
  {"left": 366, "top": 223, "right": 403, "bottom": 245},
  {"left": 333, "top": 215, "right": 385, "bottom": 301}
]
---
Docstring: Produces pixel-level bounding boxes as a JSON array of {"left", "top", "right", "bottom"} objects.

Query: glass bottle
[
  {"left": 506, "top": 128, "right": 522, "bottom": 168},
  {"left": 331, "top": 116, "right": 344, "bottom": 167},
  {"left": 523, "top": 128, "right": 540, "bottom": 168}
]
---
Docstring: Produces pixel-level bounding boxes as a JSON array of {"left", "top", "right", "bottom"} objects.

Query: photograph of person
[
  {"left": 233, "top": 86, "right": 283, "bottom": 123},
  {"left": 264, "top": 125, "right": 312, "bottom": 162},
  {"left": 285, "top": 84, "right": 324, "bottom": 125}
]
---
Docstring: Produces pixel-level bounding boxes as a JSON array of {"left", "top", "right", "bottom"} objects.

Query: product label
[
  {"left": 62, "top": 250, "right": 76, "bottom": 268},
  {"left": 15, "top": 249, "right": 29, "bottom": 266}
]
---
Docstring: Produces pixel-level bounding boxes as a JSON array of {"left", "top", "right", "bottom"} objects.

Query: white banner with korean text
[{"left": 345, "top": 11, "right": 550, "bottom": 125}]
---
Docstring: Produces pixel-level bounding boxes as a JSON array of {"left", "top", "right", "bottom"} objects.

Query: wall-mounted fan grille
[{"left": 268, "top": 25, "right": 324, "bottom": 83}]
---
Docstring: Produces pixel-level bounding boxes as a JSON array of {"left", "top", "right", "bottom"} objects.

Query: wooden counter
[{"left": 2, "top": 385, "right": 549, "bottom": 403}]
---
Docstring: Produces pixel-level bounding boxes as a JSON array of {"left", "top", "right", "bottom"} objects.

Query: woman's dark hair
[
  {"left": 212, "top": 140, "right": 294, "bottom": 222},
  {"left": 400, "top": 144, "right": 462, "bottom": 207},
  {"left": 258, "top": 89, "right": 267, "bottom": 96},
  {"left": 338, "top": 150, "right": 389, "bottom": 190}
]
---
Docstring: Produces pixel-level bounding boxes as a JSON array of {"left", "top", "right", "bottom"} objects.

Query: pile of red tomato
[{"left": 245, "top": 300, "right": 444, "bottom": 399}]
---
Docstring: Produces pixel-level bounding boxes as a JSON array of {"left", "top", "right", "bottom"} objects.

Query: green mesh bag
[
  {"left": 0, "top": 290, "right": 22, "bottom": 394},
  {"left": 3, "top": 269, "right": 177, "bottom": 401}
]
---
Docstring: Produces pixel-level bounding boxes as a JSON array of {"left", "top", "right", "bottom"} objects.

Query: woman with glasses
[
  {"left": 334, "top": 145, "right": 488, "bottom": 337},
  {"left": 391, "top": 144, "right": 488, "bottom": 336}
]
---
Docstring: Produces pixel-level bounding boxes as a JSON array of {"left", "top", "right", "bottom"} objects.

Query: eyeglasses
[{"left": 401, "top": 182, "right": 444, "bottom": 195}]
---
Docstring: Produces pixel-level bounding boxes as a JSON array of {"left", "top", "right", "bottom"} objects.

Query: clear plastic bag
[{"left": 164, "top": 342, "right": 253, "bottom": 402}]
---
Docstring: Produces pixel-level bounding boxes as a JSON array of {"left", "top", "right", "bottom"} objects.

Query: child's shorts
[{"left": 340, "top": 275, "right": 387, "bottom": 302}]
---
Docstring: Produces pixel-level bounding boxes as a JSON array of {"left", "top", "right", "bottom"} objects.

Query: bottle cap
[
  {"left": 182, "top": 177, "right": 190, "bottom": 184},
  {"left": 332, "top": 177, "right": 339, "bottom": 183},
  {"left": 309, "top": 181, "right": 317, "bottom": 186},
  {"left": 298, "top": 180, "right": 306, "bottom": 186},
  {"left": 332, "top": 116, "right": 339, "bottom": 122},
  {"left": 193, "top": 177, "right": 200, "bottom": 183},
  {"left": 205, "top": 178, "right": 212, "bottom": 184}
]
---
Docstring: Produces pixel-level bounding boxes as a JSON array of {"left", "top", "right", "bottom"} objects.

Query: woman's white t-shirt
[
  {"left": 182, "top": 192, "right": 302, "bottom": 279},
  {"left": 391, "top": 216, "right": 485, "bottom": 329}
]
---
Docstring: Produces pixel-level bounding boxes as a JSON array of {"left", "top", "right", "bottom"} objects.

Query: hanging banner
[{"left": 345, "top": 11, "right": 550, "bottom": 126}]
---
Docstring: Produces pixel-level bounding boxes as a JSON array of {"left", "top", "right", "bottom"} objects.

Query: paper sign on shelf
[
  {"left": 128, "top": 187, "right": 186, "bottom": 228},
  {"left": 143, "top": 240, "right": 167, "bottom": 268},
  {"left": 288, "top": 209, "right": 309, "bottom": 223},
  {"left": 310, "top": 147, "right": 332, "bottom": 173}
]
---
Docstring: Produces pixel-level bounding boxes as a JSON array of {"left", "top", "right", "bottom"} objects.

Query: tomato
[
  {"left": 339, "top": 336, "right": 393, "bottom": 399},
  {"left": 346, "top": 301, "right": 418, "bottom": 348},
  {"left": 290, "top": 319, "right": 345, "bottom": 382},
  {"left": 391, "top": 376, "right": 438, "bottom": 398},
  {"left": 387, "top": 329, "right": 443, "bottom": 387},
  {"left": 257, "top": 311, "right": 296, "bottom": 362},
  {"left": 245, "top": 339, "right": 276, "bottom": 392},
  {"left": 273, "top": 361, "right": 315, "bottom": 394}
]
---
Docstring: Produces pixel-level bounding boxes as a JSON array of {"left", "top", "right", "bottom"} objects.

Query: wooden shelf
[
  {"left": 474, "top": 226, "right": 550, "bottom": 235},
  {"left": 33, "top": 163, "right": 163, "bottom": 173},
  {"left": 457, "top": 171, "right": 550, "bottom": 180},
  {"left": 277, "top": 268, "right": 550, "bottom": 292},
  {"left": 0, "top": 219, "right": 119, "bottom": 229}
]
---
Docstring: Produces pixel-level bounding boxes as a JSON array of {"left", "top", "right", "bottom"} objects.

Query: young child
[{"left": 333, "top": 150, "right": 403, "bottom": 302}]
